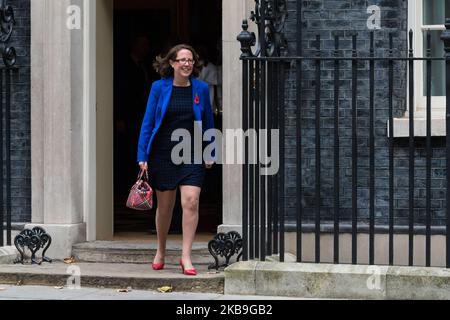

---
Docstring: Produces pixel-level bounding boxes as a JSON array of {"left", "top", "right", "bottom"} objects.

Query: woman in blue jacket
[{"left": 137, "top": 44, "right": 215, "bottom": 276}]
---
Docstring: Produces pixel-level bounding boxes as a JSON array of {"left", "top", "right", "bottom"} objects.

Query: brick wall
[
  {"left": 278, "top": 0, "right": 446, "bottom": 227},
  {"left": 8, "top": 0, "right": 31, "bottom": 223}
]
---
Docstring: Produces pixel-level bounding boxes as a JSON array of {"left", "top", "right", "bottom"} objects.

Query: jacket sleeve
[
  {"left": 137, "top": 82, "right": 159, "bottom": 162},
  {"left": 202, "top": 84, "right": 216, "bottom": 162},
  {"left": 203, "top": 83, "right": 215, "bottom": 131}
]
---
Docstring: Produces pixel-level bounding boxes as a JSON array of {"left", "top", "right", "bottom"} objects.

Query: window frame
[
  {"left": 392, "top": 0, "right": 447, "bottom": 137},
  {"left": 409, "top": 0, "right": 446, "bottom": 116}
]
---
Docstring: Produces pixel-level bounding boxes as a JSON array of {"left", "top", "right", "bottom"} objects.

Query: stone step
[
  {"left": 72, "top": 241, "right": 214, "bottom": 266},
  {"left": 0, "top": 262, "right": 224, "bottom": 293}
]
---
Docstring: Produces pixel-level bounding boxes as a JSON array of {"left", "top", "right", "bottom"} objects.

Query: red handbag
[{"left": 126, "top": 170, "right": 153, "bottom": 211}]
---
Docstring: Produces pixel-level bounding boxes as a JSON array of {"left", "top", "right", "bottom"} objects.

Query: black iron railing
[
  {"left": 0, "top": 67, "right": 16, "bottom": 248},
  {"left": 238, "top": 13, "right": 450, "bottom": 268},
  {"left": 0, "top": 0, "right": 17, "bottom": 248}
]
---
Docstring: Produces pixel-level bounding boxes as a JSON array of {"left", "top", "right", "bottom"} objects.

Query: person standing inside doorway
[
  {"left": 116, "top": 34, "right": 158, "bottom": 200},
  {"left": 197, "top": 45, "right": 221, "bottom": 115},
  {"left": 137, "top": 44, "right": 215, "bottom": 276}
]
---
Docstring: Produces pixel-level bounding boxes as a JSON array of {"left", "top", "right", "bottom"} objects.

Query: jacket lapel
[
  {"left": 160, "top": 78, "right": 173, "bottom": 122},
  {"left": 191, "top": 78, "right": 201, "bottom": 121}
]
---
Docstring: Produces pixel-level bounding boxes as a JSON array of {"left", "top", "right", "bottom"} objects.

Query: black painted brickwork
[
  {"left": 6, "top": 0, "right": 31, "bottom": 223},
  {"left": 278, "top": 0, "right": 447, "bottom": 226}
]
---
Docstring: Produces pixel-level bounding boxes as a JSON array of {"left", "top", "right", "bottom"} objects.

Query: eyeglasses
[{"left": 174, "top": 58, "right": 195, "bottom": 65}]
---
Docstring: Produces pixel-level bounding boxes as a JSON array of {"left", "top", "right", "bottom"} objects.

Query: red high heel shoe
[
  {"left": 152, "top": 262, "right": 165, "bottom": 270},
  {"left": 180, "top": 259, "right": 197, "bottom": 276}
]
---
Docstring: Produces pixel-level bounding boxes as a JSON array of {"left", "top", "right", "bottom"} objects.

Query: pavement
[{"left": 0, "top": 284, "right": 305, "bottom": 300}]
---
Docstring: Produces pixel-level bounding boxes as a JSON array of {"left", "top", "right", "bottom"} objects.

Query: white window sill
[{"left": 390, "top": 112, "right": 446, "bottom": 137}]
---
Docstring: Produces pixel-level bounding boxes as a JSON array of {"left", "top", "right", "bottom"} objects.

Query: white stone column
[
  {"left": 219, "top": 0, "right": 256, "bottom": 234},
  {"left": 30, "top": 0, "right": 86, "bottom": 259}
]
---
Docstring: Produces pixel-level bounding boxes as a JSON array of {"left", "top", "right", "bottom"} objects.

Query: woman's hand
[{"left": 139, "top": 162, "right": 148, "bottom": 171}]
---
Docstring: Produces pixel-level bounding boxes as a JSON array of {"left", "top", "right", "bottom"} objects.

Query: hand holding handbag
[{"left": 126, "top": 169, "right": 153, "bottom": 211}]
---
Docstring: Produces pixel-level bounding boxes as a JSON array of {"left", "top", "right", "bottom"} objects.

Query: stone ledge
[
  {"left": 224, "top": 260, "right": 258, "bottom": 296},
  {"left": 225, "top": 261, "right": 450, "bottom": 300},
  {"left": 0, "top": 247, "right": 19, "bottom": 265},
  {"left": 386, "top": 266, "right": 450, "bottom": 300},
  {"left": 391, "top": 117, "right": 446, "bottom": 137}
]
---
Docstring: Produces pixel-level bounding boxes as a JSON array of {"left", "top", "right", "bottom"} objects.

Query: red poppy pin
[{"left": 194, "top": 94, "right": 200, "bottom": 105}]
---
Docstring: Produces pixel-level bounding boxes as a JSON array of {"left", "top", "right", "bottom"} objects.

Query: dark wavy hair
[{"left": 153, "top": 44, "right": 203, "bottom": 78}]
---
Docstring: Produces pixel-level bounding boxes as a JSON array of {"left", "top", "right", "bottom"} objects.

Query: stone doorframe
[
  {"left": 220, "top": 0, "right": 257, "bottom": 235},
  {"left": 29, "top": 0, "right": 254, "bottom": 259},
  {"left": 30, "top": 0, "right": 113, "bottom": 259}
]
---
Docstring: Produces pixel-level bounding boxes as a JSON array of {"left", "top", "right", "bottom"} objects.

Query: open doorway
[{"left": 113, "top": 0, "right": 223, "bottom": 237}]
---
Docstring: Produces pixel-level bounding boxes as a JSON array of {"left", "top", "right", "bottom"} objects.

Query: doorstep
[
  {"left": 0, "top": 261, "right": 224, "bottom": 293},
  {"left": 72, "top": 240, "right": 213, "bottom": 265}
]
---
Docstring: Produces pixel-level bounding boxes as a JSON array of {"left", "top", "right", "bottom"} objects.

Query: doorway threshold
[
  {"left": 113, "top": 232, "right": 215, "bottom": 243},
  {"left": 72, "top": 237, "right": 214, "bottom": 265}
]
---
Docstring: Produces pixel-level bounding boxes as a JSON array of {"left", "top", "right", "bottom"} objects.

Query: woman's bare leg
[
  {"left": 154, "top": 189, "right": 177, "bottom": 264},
  {"left": 179, "top": 185, "right": 201, "bottom": 270}
]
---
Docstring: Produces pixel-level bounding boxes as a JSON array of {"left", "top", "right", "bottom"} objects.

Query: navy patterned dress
[{"left": 147, "top": 85, "right": 205, "bottom": 191}]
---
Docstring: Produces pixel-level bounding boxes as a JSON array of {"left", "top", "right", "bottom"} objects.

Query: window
[
  {"left": 394, "top": 0, "right": 447, "bottom": 137},
  {"left": 410, "top": 0, "right": 447, "bottom": 115}
]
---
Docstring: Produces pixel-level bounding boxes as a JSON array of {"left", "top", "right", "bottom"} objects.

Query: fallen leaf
[
  {"left": 208, "top": 271, "right": 220, "bottom": 274},
  {"left": 117, "top": 287, "right": 132, "bottom": 293},
  {"left": 16, "top": 280, "right": 22, "bottom": 286},
  {"left": 64, "top": 257, "right": 76, "bottom": 264},
  {"left": 157, "top": 286, "right": 173, "bottom": 293}
]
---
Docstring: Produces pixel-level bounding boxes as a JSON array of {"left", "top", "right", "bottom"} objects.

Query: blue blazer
[{"left": 137, "top": 77, "right": 215, "bottom": 162}]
